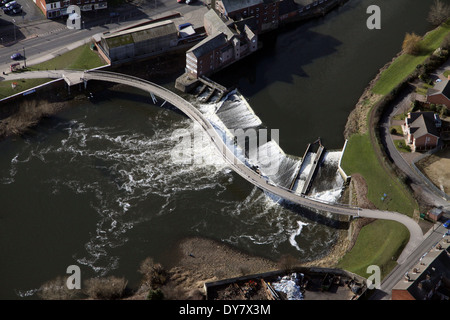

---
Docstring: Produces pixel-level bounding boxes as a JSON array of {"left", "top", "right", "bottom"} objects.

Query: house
[
  {"left": 185, "top": 9, "right": 258, "bottom": 78},
  {"left": 97, "top": 20, "right": 179, "bottom": 64},
  {"left": 392, "top": 235, "right": 450, "bottom": 300},
  {"left": 34, "top": 0, "right": 107, "bottom": 19},
  {"left": 427, "top": 79, "right": 450, "bottom": 109},
  {"left": 404, "top": 111, "right": 440, "bottom": 152}
]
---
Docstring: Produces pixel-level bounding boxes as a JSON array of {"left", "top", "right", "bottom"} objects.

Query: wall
[{"left": 427, "top": 94, "right": 450, "bottom": 109}]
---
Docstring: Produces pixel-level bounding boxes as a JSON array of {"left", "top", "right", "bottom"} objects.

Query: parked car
[
  {"left": 10, "top": 52, "right": 22, "bottom": 60},
  {"left": 5, "top": 3, "right": 21, "bottom": 14},
  {"left": 0, "top": 0, "right": 13, "bottom": 7},
  {"left": 2, "top": 0, "right": 16, "bottom": 10},
  {"left": 444, "top": 220, "right": 450, "bottom": 229}
]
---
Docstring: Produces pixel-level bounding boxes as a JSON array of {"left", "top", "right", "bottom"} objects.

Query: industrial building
[
  {"left": 34, "top": 0, "right": 107, "bottom": 19},
  {"left": 97, "top": 20, "right": 179, "bottom": 64}
]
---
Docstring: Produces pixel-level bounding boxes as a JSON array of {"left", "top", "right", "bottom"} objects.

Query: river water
[{"left": 0, "top": 0, "right": 437, "bottom": 299}]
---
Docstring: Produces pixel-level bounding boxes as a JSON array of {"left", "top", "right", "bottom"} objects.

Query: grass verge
[
  {"left": 28, "top": 44, "right": 105, "bottom": 71},
  {"left": 341, "top": 133, "right": 417, "bottom": 216},
  {"left": 0, "top": 78, "right": 53, "bottom": 99},
  {"left": 337, "top": 220, "right": 409, "bottom": 279}
]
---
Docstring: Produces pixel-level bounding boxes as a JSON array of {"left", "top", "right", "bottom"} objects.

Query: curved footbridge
[{"left": 4, "top": 70, "right": 424, "bottom": 264}]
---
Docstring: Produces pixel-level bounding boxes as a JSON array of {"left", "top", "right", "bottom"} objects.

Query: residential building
[
  {"left": 97, "top": 20, "right": 179, "bottom": 64},
  {"left": 392, "top": 234, "right": 450, "bottom": 300},
  {"left": 427, "top": 79, "right": 450, "bottom": 109},
  {"left": 403, "top": 111, "right": 440, "bottom": 152},
  {"left": 214, "top": 0, "right": 281, "bottom": 33},
  {"left": 34, "top": 0, "right": 107, "bottom": 19},
  {"left": 185, "top": 9, "right": 257, "bottom": 78}
]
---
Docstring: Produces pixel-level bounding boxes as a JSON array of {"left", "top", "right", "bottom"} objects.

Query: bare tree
[
  {"left": 428, "top": 0, "right": 450, "bottom": 26},
  {"left": 402, "top": 33, "right": 422, "bottom": 55}
]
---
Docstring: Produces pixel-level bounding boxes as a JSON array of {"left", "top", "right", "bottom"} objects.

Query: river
[{"left": 0, "top": 0, "right": 437, "bottom": 299}]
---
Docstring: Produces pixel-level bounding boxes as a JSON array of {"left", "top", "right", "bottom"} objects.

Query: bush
[
  {"left": 428, "top": 0, "right": 450, "bottom": 27},
  {"left": 38, "top": 276, "right": 81, "bottom": 300},
  {"left": 83, "top": 276, "right": 128, "bottom": 300},
  {"left": 402, "top": 33, "right": 422, "bottom": 55},
  {"left": 138, "top": 257, "right": 167, "bottom": 289},
  {"left": 147, "top": 288, "right": 164, "bottom": 300}
]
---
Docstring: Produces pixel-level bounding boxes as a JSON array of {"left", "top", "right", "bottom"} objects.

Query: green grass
[
  {"left": 341, "top": 133, "right": 418, "bottom": 216},
  {"left": 28, "top": 44, "right": 105, "bottom": 71},
  {"left": 393, "top": 139, "right": 412, "bottom": 153},
  {"left": 0, "top": 78, "right": 53, "bottom": 99},
  {"left": 372, "top": 21, "right": 450, "bottom": 95},
  {"left": 337, "top": 220, "right": 409, "bottom": 279}
]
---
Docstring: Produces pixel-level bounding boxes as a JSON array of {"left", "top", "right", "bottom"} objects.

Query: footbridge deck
[{"left": 1, "top": 69, "right": 424, "bottom": 264}]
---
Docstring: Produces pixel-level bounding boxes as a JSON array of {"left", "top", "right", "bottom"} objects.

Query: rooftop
[
  {"left": 406, "top": 111, "right": 440, "bottom": 138},
  {"left": 102, "top": 20, "right": 177, "bottom": 48},
  {"left": 393, "top": 234, "right": 450, "bottom": 300},
  {"left": 427, "top": 79, "right": 450, "bottom": 99}
]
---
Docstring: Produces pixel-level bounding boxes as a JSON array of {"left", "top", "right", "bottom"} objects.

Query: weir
[{"left": 301, "top": 144, "right": 325, "bottom": 195}]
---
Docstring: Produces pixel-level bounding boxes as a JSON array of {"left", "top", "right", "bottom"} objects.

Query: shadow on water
[{"left": 211, "top": 27, "right": 343, "bottom": 95}]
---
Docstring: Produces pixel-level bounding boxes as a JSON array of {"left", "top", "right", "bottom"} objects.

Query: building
[
  {"left": 97, "top": 20, "right": 179, "bottom": 64},
  {"left": 392, "top": 234, "right": 450, "bottom": 300},
  {"left": 34, "top": 0, "right": 107, "bottom": 19},
  {"left": 403, "top": 111, "right": 440, "bottom": 152},
  {"left": 214, "top": 0, "right": 281, "bottom": 33},
  {"left": 427, "top": 79, "right": 450, "bottom": 109},
  {"left": 185, "top": 9, "right": 257, "bottom": 78}
]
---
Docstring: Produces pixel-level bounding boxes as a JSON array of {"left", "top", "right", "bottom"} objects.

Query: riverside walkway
[{"left": 2, "top": 69, "right": 424, "bottom": 264}]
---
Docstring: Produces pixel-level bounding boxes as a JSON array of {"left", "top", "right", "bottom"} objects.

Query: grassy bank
[
  {"left": 337, "top": 220, "right": 409, "bottom": 279},
  {"left": 372, "top": 21, "right": 450, "bottom": 95},
  {"left": 0, "top": 78, "right": 54, "bottom": 99},
  {"left": 341, "top": 134, "right": 417, "bottom": 215},
  {"left": 337, "top": 20, "right": 450, "bottom": 279}
]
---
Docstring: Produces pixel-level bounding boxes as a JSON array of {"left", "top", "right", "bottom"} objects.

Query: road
[
  {"left": 0, "top": 0, "right": 206, "bottom": 73},
  {"left": 376, "top": 82, "right": 450, "bottom": 299}
]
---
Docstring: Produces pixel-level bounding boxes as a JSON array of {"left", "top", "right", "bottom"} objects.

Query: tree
[
  {"left": 428, "top": 0, "right": 450, "bottom": 26},
  {"left": 402, "top": 33, "right": 422, "bottom": 55}
]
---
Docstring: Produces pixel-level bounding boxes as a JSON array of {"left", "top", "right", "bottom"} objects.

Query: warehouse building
[{"left": 98, "top": 20, "right": 179, "bottom": 64}]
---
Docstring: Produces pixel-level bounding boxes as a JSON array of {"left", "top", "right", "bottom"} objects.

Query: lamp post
[
  {"left": 23, "top": 47, "right": 26, "bottom": 68},
  {"left": 12, "top": 19, "right": 16, "bottom": 42}
]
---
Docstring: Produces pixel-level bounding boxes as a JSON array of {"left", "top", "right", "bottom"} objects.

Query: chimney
[{"left": 211, "top": 0, "right": 216, "bottom": 10}]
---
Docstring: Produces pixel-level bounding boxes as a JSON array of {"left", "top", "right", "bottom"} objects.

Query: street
[{"left": 0, "top": 0, "right": 206, "bottom": 72}]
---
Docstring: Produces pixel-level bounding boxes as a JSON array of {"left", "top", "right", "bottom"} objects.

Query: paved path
[{"left": 1, "top": 69, "right": 425, "bottom": 265}]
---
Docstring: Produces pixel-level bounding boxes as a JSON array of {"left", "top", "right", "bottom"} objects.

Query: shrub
[
  {"left": 38, "top": 276, "right": 81, "bottom": 300},
  {"left": 83, "top": 276, "right": 128, "bottom": 300},
  {"left": 428, "top": 0, "right": 450, "bottom": 27},
  {"left": 138, "top": 257, "right": 167, "bottom": 289},
  {"left": 147, "top": 288, "right": 164, "bottom": 300},
  {"left": 402, "top": 33, "right": 422, "bottom": 55}
]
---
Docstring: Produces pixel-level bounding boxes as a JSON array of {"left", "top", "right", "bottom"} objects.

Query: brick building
[
  {"left": 392, "top": 235, "right": 450, "bottom": 300},
  {"left": 214, "top": 0, "right": 281, "bottom": 33},
  {"left": 403, "top": 111, "right": 440, "bottom": 152},
  {"left": 427, "top": 79, "right": 450, "bottom": 109},
  {"left": 34, "top": 0, "right": 107, "bottom": 19},
  {"left": 185, "top": 9, "right": 257, "bottom": 78}
]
